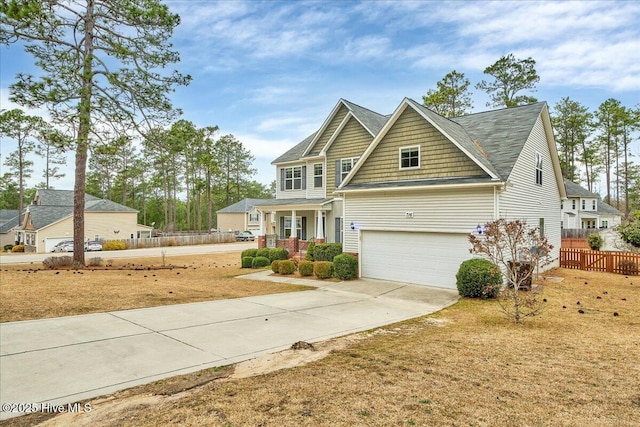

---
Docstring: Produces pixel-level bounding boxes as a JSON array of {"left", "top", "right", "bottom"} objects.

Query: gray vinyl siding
[
  {"left": 498, "top": 115, "right": 561, "bottom": 266},
  {"left": 343, "top": 187, "right": 495, "bottom": 253},
  {"left": 306, "top": 160, "right": 325, "bottom": 199},
  {"left": 350, "top": 107, "right": 486, "bottom": 185},
  {"left": 275, "top": 164, "right": 306, "bottom": 200},
  {"left": 306, "top": 105, "right": 349, "bottom": 156},
  {"left": 325, "top": 117, "right": 373, "bottom": 195}
]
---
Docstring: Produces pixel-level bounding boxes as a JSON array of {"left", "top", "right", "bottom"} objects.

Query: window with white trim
[
  {"left": 284, "top": 216, "right": 302, "bottom": 238},
  {"left": 399, "top": 146, "right": 420, "bottom": 169},
  {"left": 340, "top": 158, "right": 357, "bottom": 182},
  {"left": 249, "top": 212, "right": 259, "bottom": 223},
  {"left": 572, "top": 200, "right": 576, "bottom": 210},
  {"left": 592, "top": 200, "right": 596, "bottom": 210},
  {"left": 535, "top": 153, "right": 543, "bottom": 185},
  {"left": 284, "top": 166, "right": 302, "bottom": 190},
  {"left": 314, "top": 163, "right": 323, "bottom": 188}
]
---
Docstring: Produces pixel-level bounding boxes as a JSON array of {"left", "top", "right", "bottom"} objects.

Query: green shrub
[
  {"left": 278, "top": 260, "right": 296, "bottom": 275},
  {"left": 617, "top": 259, "right": 639, "bottom": 275},
  {"left": 298, "top": 261, "right": 314, "bottom": 276},
  {"left": 42, "top": 256, "right": 73, "bottom": 269},
  {"left": 241, "top": 256, "right": 254, "bottom": 268},
  {"left": 314, "top": 261, "right": 334, "bottom": 279},
  {"left": 268, "top": 247, "right": 288, "bottom": 262},
  {"left": 456, "top": 258, "right": 502, "bottom": 298},
  {"left": 256, "top": 248, "right": 271, "bottom": 258},
  {"left": 103, "top": 241, "right": 126, "bottom": 251},
  {"left": 313, "top": 243, "right": 342, "bottom": 262},
  {"left": 305, "top": 242, "right": 315, "bottom": 261},
  {"left": 618, "top": 222, "right": 640, "bottom": 247},
  {"left": 271, "top": 260, "right": 281, "bottom": 273},
  {"left": 241, "top": 248, "right": 258, "bottom": 258},
  {"left": 251, "top": 256, "right": 271, "bottom": 269},
  {"left": 3, "top": 244, "right": 13, "bottom": 251},
  {"left": 588, "top": 233, "right": 603, "bottom": 250},
  {"left": 11, "top": 244, "right": 24, "bottom": 253},
  {"left": 333, "top": 254, "right": 358, "bottom": 280}
]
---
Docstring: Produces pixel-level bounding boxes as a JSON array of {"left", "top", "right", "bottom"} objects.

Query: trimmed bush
[
  {"left": 103, "top": 241, "right": 126, "bottom": 251},
  {"left": 251, "top": 256, "right": 271, "bottom": 269},
  {"left": 298, "top": 261, "right": 314, "bottom": 277},
  {"left": 268, "top": 247, "right": 288, "bottom": 262},
  {"left": 313, "top": 243, "right": 342, "bottom": 262},
  {"left": 241, "top": 256, "right": 254, "bottom": 268},
  {"left": 11, "top": 244, "right": 24, "bottom": 253},
  {"left": 256, "top": 248, "right": 271, "bottom": 258},
  {"left": 588, "top": 233, "right": 603, "bottom": 250},
  {"left": 618, "top": 259, "right": 639, "bottom": 276},
  {"left": 333, "top": 254, "right": 358, "bottom": 280},
  {"left": 305, "top": 242, "right": 315, "bottom": 261},
  {"left": 278, "top": 260, "right": 296, "bottom": 275},
  {"left": 42, "top": 256, "right": 73, "bottom": 269},
  {"left": 314, "top": 261, "right": 334, "bottom": 279},
  {"left": 271, "top": 260, "right": 281, "bottom": 273},
  {"left": 456, "top": 258, "right": 502, "bottom": 298},
  {"left": 241, "top": 248, "right": 258, "bottom": 258}
]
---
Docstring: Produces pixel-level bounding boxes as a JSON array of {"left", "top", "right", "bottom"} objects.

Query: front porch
[{"left": 253, "top": 198, "right": 339, "bottom": 256}]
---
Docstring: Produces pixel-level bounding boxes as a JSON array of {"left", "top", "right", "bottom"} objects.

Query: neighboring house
[
  {"left": 255, "top": 98, "right": 566, "bottom": 289},
  {"left": 0, "top": 209, "right": 20, "bottom": 248},
  {"left": 19, "top": 189, "right": 152, "bottom": 253},
  {"left": 561, "top": 179, "right": 623, "bottom": 229},
  {"left": 216, "top": 198, "right": 275, "bottom": 234}
]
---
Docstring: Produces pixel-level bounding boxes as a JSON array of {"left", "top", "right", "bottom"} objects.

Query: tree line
[{"left": 422, "top": 54, "right": 639, "bottom": 216}]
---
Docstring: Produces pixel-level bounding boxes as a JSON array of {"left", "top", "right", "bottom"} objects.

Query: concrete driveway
[{"left": 0, "top": 271, "right": 458, "bottom": 420}]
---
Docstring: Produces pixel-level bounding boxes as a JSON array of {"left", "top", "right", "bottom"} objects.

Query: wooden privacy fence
[
  {"left": 560, "top": 248, "right": 640, "bottom": 275},
  {"left": 561, "top": 238, "right": 590, "bottom": 249},
  {"left": 114, "top": 233, "right": 237, "bottom": 249}
]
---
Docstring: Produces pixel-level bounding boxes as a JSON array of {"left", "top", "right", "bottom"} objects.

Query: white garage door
[
  {"left": 361, "top": 231, "right": 471, "bottom": 289},
  {"left": 45, "top": 238, "right": 71, "bottom": 252}
]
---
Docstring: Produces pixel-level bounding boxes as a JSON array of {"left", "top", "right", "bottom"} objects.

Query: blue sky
[{"left": 1, "top": 0, "right": 639, "bottom": 194}]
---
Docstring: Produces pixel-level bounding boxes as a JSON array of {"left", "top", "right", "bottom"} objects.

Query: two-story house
[
  {"left": 256, "top": 98, "right": 566, "bottom": 289},
  {"left": 561, "top": 179, "right": 623, "bottom": 229}
]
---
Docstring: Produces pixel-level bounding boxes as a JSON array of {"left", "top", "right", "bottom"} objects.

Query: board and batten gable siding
[
  {"left": 306, "top": 104, "right": 349, "bottom": 157},
  {"left": 350, "top": 107, "right": 486, "bottom": 185},
  {"left": 497, "top": 114, "right": 561, "bottom": 265},
  {"left": 342, "top": 187, "right": 495, "bottom": 253},
  {"left": 275, "top": 164, "right": 306, "bottom": 200},
  {"left": 326, "top": 117, "right": 374, "bottom": 195}
]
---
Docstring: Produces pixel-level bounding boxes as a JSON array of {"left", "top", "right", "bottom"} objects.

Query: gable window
[
  {"left": 341, "top": 158, "right": 357, "bottom": 182},
  {"left": 535, "top": 153, "right": 543, "bottom": 185},
  {"left": 314, "top": 163, "right": 323, "bottom": 188},
  {"left": 592, "top": 200, "right": 596, "bottom": 210},
  {"left": 399, "top": 146, "right": 420, "bottom": 169},
  {"left": 280, "top": 166, "right": 306, "bottom": 191},
  {"left": 249, "top": 213, "right": 259, "bottom": 223},
  {"left": 582, "top": 200, "right": 585, "bottom": 210}
]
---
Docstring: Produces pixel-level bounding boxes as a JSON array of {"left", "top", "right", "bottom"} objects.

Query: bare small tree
[{"left": 469, "top": 219, "right": 554, "bottom": 323}]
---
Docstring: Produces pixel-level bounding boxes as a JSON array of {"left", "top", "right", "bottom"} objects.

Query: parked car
[
  {"left": 235, "top": 231, "right": 255, "bottom": 241},
  {"left": 52, "top": 241, "right": 74, "bottom": 252},
  {"left": 84, "top": 241, "right": 103, "bottom": 251}
]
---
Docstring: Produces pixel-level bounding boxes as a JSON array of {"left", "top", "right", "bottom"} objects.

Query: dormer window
[
  {"left": 535, "top": 153, "right": 543, "bottom": 185},
  {"left": 399, "top": 146, "right": 420, "bottom": 169}
]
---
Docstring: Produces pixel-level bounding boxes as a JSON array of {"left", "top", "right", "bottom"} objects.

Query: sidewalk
[{"left": 0, "top": 271, "right": 458, "bottom": 420}]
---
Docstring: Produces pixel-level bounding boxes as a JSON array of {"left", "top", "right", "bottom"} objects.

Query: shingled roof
[{"left": 217, "top": 198, "right": 274, "bottom": 213}]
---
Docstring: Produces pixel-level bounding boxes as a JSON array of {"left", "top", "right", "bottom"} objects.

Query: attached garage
[{"left": 360, "top": 230, "right": 472, "bottom": 289}]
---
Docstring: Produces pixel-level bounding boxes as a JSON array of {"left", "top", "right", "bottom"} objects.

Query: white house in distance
[
  {"left": 561, "top": 178, "right": 623, "bottom": 230},
  {"left": 252, "top": 98, "right": 566, "bottom": 289},
  {"left": 19, "top": 189, "right": 152, "bottom": 253},
  {"left": 216, "top": 198, "right": 275, "bottom": 234}
]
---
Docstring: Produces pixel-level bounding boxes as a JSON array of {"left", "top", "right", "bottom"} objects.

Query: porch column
[
  {"left": 258, "top": 210, "right": 265, "bottom": 235},
  {"left": 290, "top": 210, "right": 297, "bottom": 238},
  {"left": 316, "top": 210, "right": 324, "bottom": 240}
]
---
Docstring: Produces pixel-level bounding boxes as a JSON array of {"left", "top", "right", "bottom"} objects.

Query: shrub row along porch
[{"left": 560, "top": 248, "right": 640, "bottom": 275}]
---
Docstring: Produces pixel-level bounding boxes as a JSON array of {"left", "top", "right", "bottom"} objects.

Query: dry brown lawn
[
  {"left": 3, "top": 267, "right": 638, "bottom": 427},
  {"left": 0, "top": 252, "right": 311, "bottom": 322}
]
